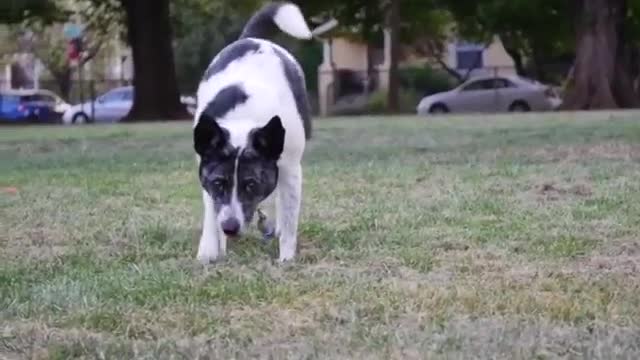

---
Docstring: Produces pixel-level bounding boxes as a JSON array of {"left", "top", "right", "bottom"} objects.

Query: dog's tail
[{"left": 239, "top": 2, "right": 312, "bottom": 40}]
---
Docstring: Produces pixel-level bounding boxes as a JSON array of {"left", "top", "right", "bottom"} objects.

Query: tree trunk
[
  {"left": 503, "top": 46, "right": 526, "bottom": 77},
  {"left": 386, "top": 0, "right": 400, "bottom": 113},
  {"left": 500, "top": 33, "right": 527, "bottom": 77},
  {"left": 52, "top": 68, "right": 72, "bottom": 101},
  {"left": 530, "top": 46, "right": 548, "bottom": 83},
  {"left": 120, "top": 0, "right": 188, "bottom": 121},
  {"left": 562, "top": 0, "right": 639, "bottom": 110}
]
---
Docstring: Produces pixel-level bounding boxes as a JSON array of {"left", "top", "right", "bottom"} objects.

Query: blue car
[{"left": 0, "top": 90, "right": 61, "bottom": 123}]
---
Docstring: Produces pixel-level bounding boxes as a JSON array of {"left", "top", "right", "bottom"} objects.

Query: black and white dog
[{"left": 193, "top": 2, "right": 313, "bottom": 263}]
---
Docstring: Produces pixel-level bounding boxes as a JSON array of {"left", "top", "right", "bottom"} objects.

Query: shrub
[
  {"left": 399, "top": 66, "right": 455, "bottom": 97},
  {"left": 364, "top": 88, "right": 423, "bottom": 114}
]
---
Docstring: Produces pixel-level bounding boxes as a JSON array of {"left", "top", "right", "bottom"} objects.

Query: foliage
[
  {"left": 15, "top": 0, "right": 124, "bottom": 99},
  {"left": 341, "top": 88, "right": 419, "bottom": 115},
  {"left": 398, "top": 66, "right": 454, "bottom": 96},
  {"left": 0, "top": 0, "right": 62, "bottom": 24},
  {"left": 300, "top": 0, "right": 451, "bottom": 50},
  {"left": 443, "top": 0, "right": 573, "bottom": 81},
  {"left": 171, "top": 0, "right": 261, "bottom": 93}
]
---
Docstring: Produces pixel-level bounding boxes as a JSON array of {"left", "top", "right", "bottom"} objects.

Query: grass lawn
[{"left": 2, "top": 112, "right": 640, "bottom": 359}]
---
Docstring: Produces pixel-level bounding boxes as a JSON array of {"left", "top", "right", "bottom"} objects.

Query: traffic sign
[{"left": 63, "top": 23, "right": 85, "bottom": 40}]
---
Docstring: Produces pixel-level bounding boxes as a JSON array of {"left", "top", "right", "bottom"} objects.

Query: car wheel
[
  {"left": 429, "top": 103, "right": 449, "bottom": 114},
  {"left": 509, "top": 101, "right": 531, "bottom": 112},
  {"left": 72, "top": 112, "right": 90, "bottom": 124}
]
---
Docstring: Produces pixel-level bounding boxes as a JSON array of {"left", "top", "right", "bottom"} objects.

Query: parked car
[
  {"left": 63, "top": 86, "right": 197, "bottom": 124},
  {"left": 0, "top": 89, "right": 69, "bottom": 123},
  {"left": 416, "top": 75, "right": 562, "bottom": 115}
]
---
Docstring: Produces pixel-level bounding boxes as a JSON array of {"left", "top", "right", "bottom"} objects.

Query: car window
[
  {"left": 39, "top": 94, "right": 57, "bottom": 103},
  {"left": 100, "top": 89, "right": 126, "bottom": 103},
  {"left": 121, "top": 89, "right": 133, "bottom": 101},
  {"left": 462, "top": 79, "right": 494, "bottom": 91},
  {"left": 20, "top": 95, "right": 38, "bottom": 102},
  {"left": 494, "top": 78, "right": 516, "bottom": 89},
  {"left": 0, "top": 95, "right": 20, "bottom": 111},
  {"left": 24, "top": 94, "right": 55, "bottom": 102}
]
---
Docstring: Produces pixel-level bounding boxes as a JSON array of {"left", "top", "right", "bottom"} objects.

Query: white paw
[
  {"left": 196, "top": 245, "right": 219, "bottom": 265},
  {"left": 278, "top": 246, "right": 296, "bottom": 263}
]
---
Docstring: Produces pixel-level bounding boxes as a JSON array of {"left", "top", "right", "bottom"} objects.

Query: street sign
[{"left": 63, "top": 23, "right": 85, "bottom": 40}]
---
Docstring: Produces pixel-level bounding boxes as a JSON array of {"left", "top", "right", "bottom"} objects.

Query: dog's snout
[{"left": 221, "top": 218, "right": 240, "bottom": 236}]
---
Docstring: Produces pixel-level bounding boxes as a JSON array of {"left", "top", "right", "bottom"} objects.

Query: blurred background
[{"left": 0, "top": 0, "right": 636, "bottom": 124}]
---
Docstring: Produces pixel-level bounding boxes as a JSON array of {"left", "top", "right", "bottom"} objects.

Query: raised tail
[{"left": 240, "top": 2, "right": 312, "bottom": 40}]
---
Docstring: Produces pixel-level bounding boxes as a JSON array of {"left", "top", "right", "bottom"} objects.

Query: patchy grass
[{"left": 2, "top": 111, "right": 640, "bottom": 358}]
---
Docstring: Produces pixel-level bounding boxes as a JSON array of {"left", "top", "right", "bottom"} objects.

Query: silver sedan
[{"left": 417, "top": 75, "right": 562, "bottom": 115}]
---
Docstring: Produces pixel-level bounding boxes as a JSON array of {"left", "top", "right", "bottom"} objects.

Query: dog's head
[{"left": 194, "top": 114, "right": 285, "bottom": 237}]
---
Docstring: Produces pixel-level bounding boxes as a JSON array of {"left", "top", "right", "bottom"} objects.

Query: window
[
  {"left": 493, "top": 78, "right": 516, "bottom": 89},
  {"left": 99, "top": 90, "right": 126, "bottom": 103},
  {"left": 23, "top": 94, "right": 55, "bottom": 103},
  {"left": 0, "top": 95, "right": 20, "bottom": 112},
  {"left": 456, "top": 50, "right": 484, "bottom": 70},
  {"left": 462, "top": 79, "right": 494, "bottom": 91},
  {"left": 456, "top": 42, "right": 484, "bottom": 70},
  {"left": 121, "top": 89, "right": 133, "bottom": 101}
]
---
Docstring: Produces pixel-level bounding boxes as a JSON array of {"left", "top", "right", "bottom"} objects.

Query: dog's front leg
[
  {"left": 197, "top": 190, "right": 221, "bottom": 264},
  {"left": 276, "top": 163, "right": 302, "bottom": 262}
]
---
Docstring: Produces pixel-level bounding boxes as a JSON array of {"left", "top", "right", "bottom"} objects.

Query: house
[{"left": 317, "top": 31, "right": 516, "bottom": 116}]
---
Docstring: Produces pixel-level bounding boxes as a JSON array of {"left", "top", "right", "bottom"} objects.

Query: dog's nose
[{"left": 221, "top": 218, "right": 240, "bottom": 236}]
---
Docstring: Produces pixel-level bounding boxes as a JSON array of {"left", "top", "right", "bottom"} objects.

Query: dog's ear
[
  {"left": 252, "top": 115, "right": 285, "bottom": 160},
  {"left": 194, "top": 113, "right": 227, "bottom": 156}
]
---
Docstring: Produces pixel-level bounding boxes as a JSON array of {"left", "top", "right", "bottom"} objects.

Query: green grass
[{"left": 2, "top": 111, "right": 640, "bottom": 358}]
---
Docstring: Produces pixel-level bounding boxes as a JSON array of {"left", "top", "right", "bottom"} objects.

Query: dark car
[{"left": 0, "top": 90, "right": 63, "bottom": 124}]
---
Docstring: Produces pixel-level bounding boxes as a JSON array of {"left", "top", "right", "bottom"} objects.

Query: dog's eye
[
  {"left": 244, "top": 180, "right": 256, "bottom": 193},
  {"left": 211, "top": 179, "right": 226, "bottom": 192}
]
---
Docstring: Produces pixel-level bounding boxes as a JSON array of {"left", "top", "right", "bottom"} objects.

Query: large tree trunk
[
  {"left": 562, "top": 0, "right": 639, "bottom": 110},
  {"left": 386, "top": 0, "right": 400, "bottom": 113},
  {"left": 121, "top": 0, "right": 188, "bottom": 121}
]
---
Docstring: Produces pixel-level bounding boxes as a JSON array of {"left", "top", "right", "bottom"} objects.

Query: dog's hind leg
[
  {"left": 197, "top": 190, "right": 221, "bottom": 264},
  {"left": 276, "top": 163, "right": 302, "bottom": 262}
]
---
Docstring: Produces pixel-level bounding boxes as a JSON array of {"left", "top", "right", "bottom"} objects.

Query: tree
[
  {"left": 562, "top": 0, "right": 639, "bottom": 109},
  {"left": 17, "top": 0, "right": 123, "bottom": 100},
  {"left": 386, "top": 0, "right": 400, "bottom": 112},
  {"left": 443, "top": 0, "right": 574, "bottom": 83},
  {"left": 299, "top": 0, "right": 452, "bottom": 112},
  {"left": 0, "top": 0, "right": 61, "bottom": 24},
  {"left": 120, "top": 0, "right": 188, "bottom": 121},
  {"left": 171, "top": 0, "right": 261, "bottom": 93}
]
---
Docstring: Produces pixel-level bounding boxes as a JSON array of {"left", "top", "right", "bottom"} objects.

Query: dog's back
[{"left": 196, "top": 2, "right": 313, "bottom": 143}]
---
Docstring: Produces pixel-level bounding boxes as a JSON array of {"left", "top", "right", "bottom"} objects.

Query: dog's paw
[
  {"left": 196, "top": 249, "right": 220, "bottom": 265},
  {"left": 278, "top": 249, "right": 296, "bottom": 263}
]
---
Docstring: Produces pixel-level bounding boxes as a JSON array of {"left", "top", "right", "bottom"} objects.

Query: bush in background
[{"left": 399, "top": 66, "right": 455, "bottom": 97}]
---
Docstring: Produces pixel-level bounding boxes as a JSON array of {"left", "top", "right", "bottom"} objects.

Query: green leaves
[{"left": 0, "top": 0, "right": 62, "bottom": 24}]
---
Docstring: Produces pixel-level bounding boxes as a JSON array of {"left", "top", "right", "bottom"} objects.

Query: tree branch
[{"left": 81, "top": 41, "right": 103, "bottom": 65}]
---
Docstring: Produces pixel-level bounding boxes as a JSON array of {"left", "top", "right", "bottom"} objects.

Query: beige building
[{"left": 317, "top": 32, "right": 516, "bottom": 116}]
